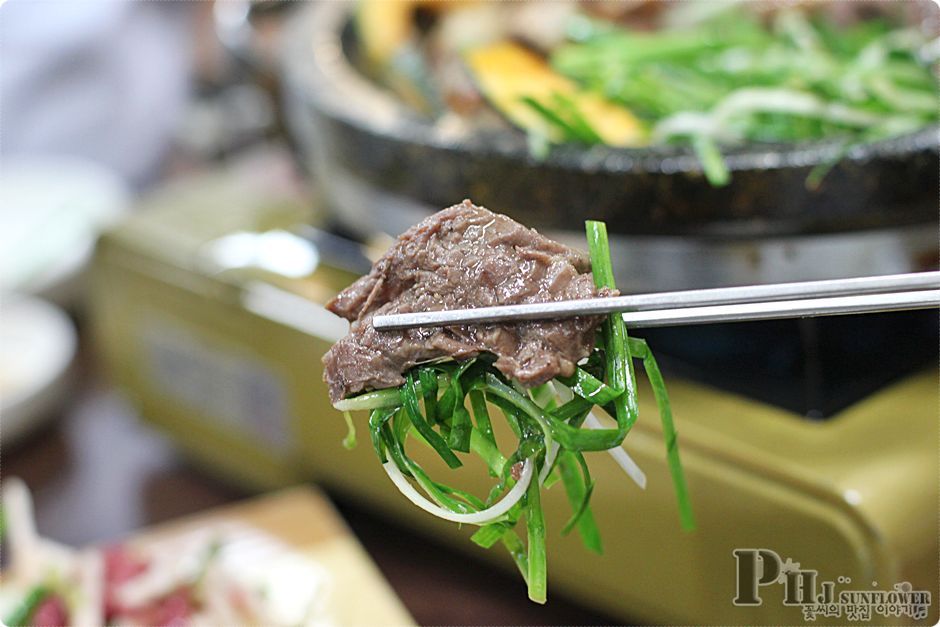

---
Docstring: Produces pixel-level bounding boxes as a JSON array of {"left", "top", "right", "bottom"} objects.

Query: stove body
[{"left": 91, "top": 168, "right": 939, "bottom": 625}]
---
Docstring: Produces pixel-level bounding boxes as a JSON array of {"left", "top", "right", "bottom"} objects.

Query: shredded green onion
[
  {"left": 342, "top": 411, "right": 357, "bottom": 450},
  {"left": 525, "top": 475, "right": 548, "bottom": 603},
  {"left": 542, "top": 9, "right": 938, "bottom": 185}
]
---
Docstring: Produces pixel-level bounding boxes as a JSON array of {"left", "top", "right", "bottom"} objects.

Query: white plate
[
  {"left": 1, "top": 294, "right": 77, "bottom": 445},
  {"left": 0, "top": 157, "right": 130, "bottom": 303}
]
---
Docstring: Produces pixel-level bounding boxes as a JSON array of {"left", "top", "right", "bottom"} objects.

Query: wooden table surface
[{"left": 4, "top": 352, "right": 618, "bottom": 626}]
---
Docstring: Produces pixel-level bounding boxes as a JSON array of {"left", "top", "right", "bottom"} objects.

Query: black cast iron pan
[{"left": 282, "top": 1, "right": 937, "bottom": 239}]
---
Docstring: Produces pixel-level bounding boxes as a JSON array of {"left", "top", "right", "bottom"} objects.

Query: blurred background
[{"left": 1, "top": 0, "right": 938, "bottom": 625}]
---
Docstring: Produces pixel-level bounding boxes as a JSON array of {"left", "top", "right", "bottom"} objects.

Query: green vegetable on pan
[
  {"left": 332, "top": 220, "right": 694, "bottom": 603},
  {"left": 485, "top": 8, "right": 938, "bottom": 186}
]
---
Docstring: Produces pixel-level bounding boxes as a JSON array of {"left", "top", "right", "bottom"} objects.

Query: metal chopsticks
[{"left": 371, "top": 271, "right": 940, "bottom": 330}]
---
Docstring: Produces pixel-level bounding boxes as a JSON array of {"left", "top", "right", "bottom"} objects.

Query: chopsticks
[{"left": 371, "top": 271, "right": 940, "bottom": 330}]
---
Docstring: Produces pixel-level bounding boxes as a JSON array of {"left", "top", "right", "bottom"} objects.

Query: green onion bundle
[
  {"left": 537, "top": 8, "right": 938, "bottom": 185},
  {"left": 333, "top": 221, "right": 694, "bottom": 603}
]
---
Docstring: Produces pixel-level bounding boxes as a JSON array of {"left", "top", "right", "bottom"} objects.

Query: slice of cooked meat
[{"left": 323, "top": 199, "right": 615, "bottom": 403}]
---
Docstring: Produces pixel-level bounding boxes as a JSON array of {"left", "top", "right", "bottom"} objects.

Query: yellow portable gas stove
[{"left": 90, "top": 159, "right": 938, "bottom": 625}]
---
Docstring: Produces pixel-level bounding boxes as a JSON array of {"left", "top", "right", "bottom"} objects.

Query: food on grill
[
  {"left": 325, "top": 202, "right": 694, "bottom": 603},
  {"left": 464, "top": 43, "right": 646, "bottom": 149},
  {"left": 355, "top": 0, "right": 938, "bottom": 185}
]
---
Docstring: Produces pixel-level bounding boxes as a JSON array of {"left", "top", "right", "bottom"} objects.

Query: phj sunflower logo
[{"left": 733, "top": 549, "right": 931, "bottom": 621}]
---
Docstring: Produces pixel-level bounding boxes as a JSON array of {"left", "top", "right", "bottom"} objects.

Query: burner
[{"left": 641, "top": 309, "right": 938, "bottom": 417}]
